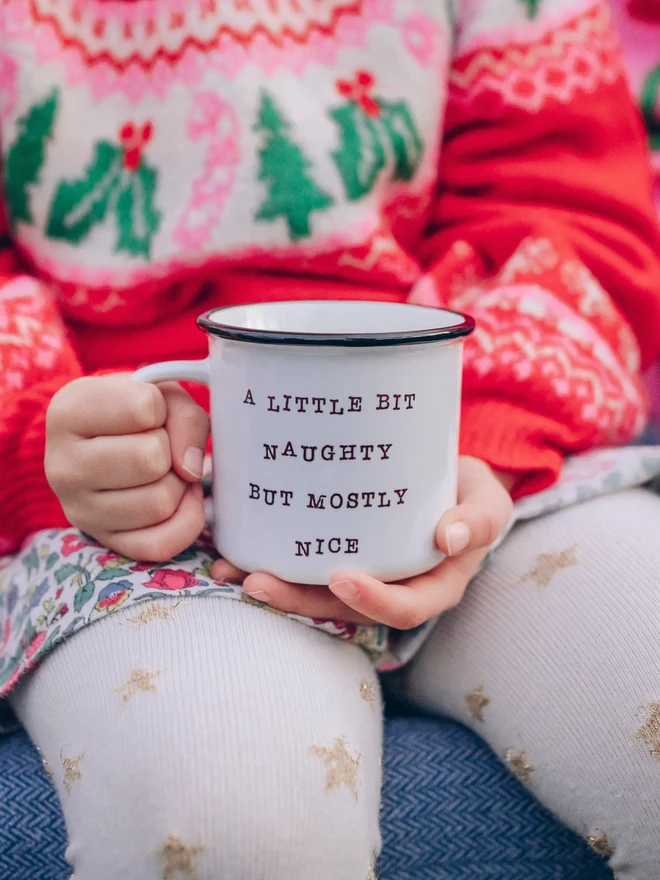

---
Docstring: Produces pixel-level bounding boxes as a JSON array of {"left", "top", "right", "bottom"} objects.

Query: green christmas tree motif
[
  {"left": 4, "top": 90, "right": 59, "bottom": 226},
  {"left": 254, "top": 92, "right": 333, "bottom": 241},
  {"left": 47, "top": 121, "right": 161, "bottom": 259},
  {"left": 641, "top": 66, "right": 660, "bottom": 152},
  {"left": 331, "top": 71, "right": 424, "bottom": 202}
]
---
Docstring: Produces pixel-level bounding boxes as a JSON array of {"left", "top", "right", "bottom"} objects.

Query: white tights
[{"left": 11, "top": 489, "right": 660, "bottom": 879}]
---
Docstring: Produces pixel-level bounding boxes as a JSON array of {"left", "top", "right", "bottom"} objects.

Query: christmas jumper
[
  {"left": 1, "top": 0, "right": 660, "bottom": 560},
  {"left": 4, "top": 0, "right": 660, "bottom": 705}
]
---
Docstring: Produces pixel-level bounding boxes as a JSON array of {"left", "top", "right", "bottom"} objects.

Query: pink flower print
[
  {"left": 61, "top": 534, "right": 88, "bottom": 557},
  {"left": 25, "top": 631, "right": 46, "bottom": 661},
  {"left": 97, "top": 552, "right": 120, "bottom": 566},
  {"left": 143, "top": 569, "right": 200, "bottom": 591},
  {"left": 55, "top": 587, "right": 64, "bottom": 600},
  {"left": 130, "top": 561, "right": 155, "bottom": 572}
]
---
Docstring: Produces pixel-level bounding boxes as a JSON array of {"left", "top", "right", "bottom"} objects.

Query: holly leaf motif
[
  {"left": 0, "top": 648, "right": 23, "bottom": 689},
  {"left": 518, "top": 0, "right": 540, "bottom": 16},
  {"left": 42, "top": 625, "right": 62, "bottom": 654},
  {"left": 95, "top": 568, "right": 132, "bottom": 580},
  {"left": 47, "top": 141, "right": 123, "bottom": 244},
  {"left": 641, "top": 67, "right": 660, "bottom": 152},
  {"left": 331, "top": 103, "right": 386, "bottom": 201},
  {"left": 45, "top": 552, "right": 59, "bottom": 572},
  {"left": 54, "top": 563, "right": 80, "bottom": 585},
  {"left": 114, "top": 161, "right": 161, "bottom": 258},
  {"left": 73, "top": 581, "right": 95, "bottom": 613},
  {"left": 4, "top": 91, "right": 58, "bottom": 226},
  {"left": 23, "top": 546, "right": 40, "bottom": 578},
  {"left": 379, "top": 100, "right": 424, "bottom": 182}
]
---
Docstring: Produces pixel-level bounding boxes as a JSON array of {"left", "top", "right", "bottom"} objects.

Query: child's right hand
[{"left": 45, "top": 374, "right": 210, "bottom": 561}]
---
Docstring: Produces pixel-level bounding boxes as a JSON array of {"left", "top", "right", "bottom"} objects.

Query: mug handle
[{"left": 132, "top": 359, "right": 211, "bottom": 386}]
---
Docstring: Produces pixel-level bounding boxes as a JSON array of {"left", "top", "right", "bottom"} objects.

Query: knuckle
[
  {"left": 132, "top": 383, "right": 163, "bottom": 431},
  {"left": 44, "top": 448, "right": 77, "bottom": 494},
  {"left": 46, "top": 378, "right": 83, "bottom": 430},
  {"left": 137, "top": 432, "right": 171, "bottom": 481},
  {"left": 170, "top": 399, "right": 210, "bottom": 439},
  {"left": 144, "top": 479, "right": 182, "bottom": 523}
]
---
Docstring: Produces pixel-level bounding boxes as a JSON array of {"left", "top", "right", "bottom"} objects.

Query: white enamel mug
[{"left": 133, "top": 300, "right": 474, "bottom": 585}]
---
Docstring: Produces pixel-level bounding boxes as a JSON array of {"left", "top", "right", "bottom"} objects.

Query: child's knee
[{"left": 67, "top": 738, "right": 380, "bottom": 880}]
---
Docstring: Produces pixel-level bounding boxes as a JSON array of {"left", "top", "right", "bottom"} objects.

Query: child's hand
[
  {"left": 45, "top": 375, "right": 209, "bottom": 561},
  {"left": 211, "top": 457, "right": 513, "bottom": 627}
]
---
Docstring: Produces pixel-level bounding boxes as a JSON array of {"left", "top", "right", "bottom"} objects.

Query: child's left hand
[{"left": 210, "top": 457, "right": 513, "bottom": 629}]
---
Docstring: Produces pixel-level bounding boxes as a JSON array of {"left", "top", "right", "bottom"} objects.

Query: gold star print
[
  {"left": 310, "top": 736, "right": 361, "bottom": 799},
  {"left": 61, "top": 751, "right": 84, "bottom": 794},
  {"left": 36, "top": 746, "right": 53, "bottom": 783},
  {"left": 360, "top": 680, "right": 377, "bottom": 709},
  {"left": 587, "top": 831, "right": 615, "bottom": 858},
  {"left": 127, "top": 603, "right": 181, "bottom": 630},
  {"left": 115, "top": 667, "right": 161, "bottom": 703},
  {"left": 154, "top": 834, "right": 203, "bottom": 880},
  {"left": 465, "top": 685, "right": 490, "bottom": 722},
  {"left": 634, "top": 700, "right": 660, "bottom": 762},
  {"left": 504, "top": 748, "right": 535, "bottom": 785},
  {"left": 42, "top": 756, "right": 54, "bottom": 783},
  {"left": 521, "top": 545, "right": 578, "bottom": 588}
]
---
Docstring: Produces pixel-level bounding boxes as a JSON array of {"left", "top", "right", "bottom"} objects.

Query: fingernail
[
  {"left": 244, "top": 589, "right": 271, "bottom": 604},
  {"left": 182, "top": 447, "right": 204, "bottom": 479},
  {"left": 446, "top": 521, "right": 470, "bottom": 556},
  {"left": 330, "top": 579, "right": 358, "bottom": 602}
]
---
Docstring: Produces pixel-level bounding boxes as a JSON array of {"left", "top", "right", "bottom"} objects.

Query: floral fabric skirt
[{"left": 3, "top": 446, "right": 660, "bottom": 732}]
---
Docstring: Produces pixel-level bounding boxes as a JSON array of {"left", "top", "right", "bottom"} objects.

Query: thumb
[
  {"left": 435, "top": 457, "right": 513, "bottom": 557},
  {"left": 159, "top": 382, "right": 210, "bottom": 483}
]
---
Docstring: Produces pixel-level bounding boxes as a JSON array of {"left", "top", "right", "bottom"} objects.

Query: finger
[
  {"left": 67, "top": 429, "right": 172, "bottom": 491},
  {"left": 48, "top": 375, "right": 167, "bottom": 438},
  {"left": 211, "top": 559, "right": 247, "bottom": 583},
  {"left": 328, "top": 552, "right": 486, "bottom": 629},
  {"left": 242, "top": 572, "right": 375, "bottom": 624},
  {"left": 435, "top": 457, "right": 513, "bottom": 557},
  {"left": 101, "top": 482, "right": 206, "bottom": 562},
  {"left": 71, "top": 472, "right": 187, "bottom": 533},
  {"left": 160, "top": 383, "right": 210, "bottom": 483}
]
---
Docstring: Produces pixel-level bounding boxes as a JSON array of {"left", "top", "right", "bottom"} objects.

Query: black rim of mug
[{"left": 197, "top": 301, "right": 475, "bottom": 347}]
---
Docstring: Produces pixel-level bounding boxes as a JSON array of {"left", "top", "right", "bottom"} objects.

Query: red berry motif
[
  {"left": 119, "top": 121, "right": 154, "bottom": 172},
  {"left": 336, "top": 70, "right": 381, "bottom": 118}
]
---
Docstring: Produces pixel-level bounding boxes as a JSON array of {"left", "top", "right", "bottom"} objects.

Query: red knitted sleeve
[
  {"left": 0, "top": 200, "right": 83, "bottom": 554},
  {"left": 410, "top": 0, "right": 660, "bottom": 498}
]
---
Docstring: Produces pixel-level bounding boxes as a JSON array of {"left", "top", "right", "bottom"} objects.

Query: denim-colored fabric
[{"left": 0, "top": 718, "right": 612, "bottom": 880}]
